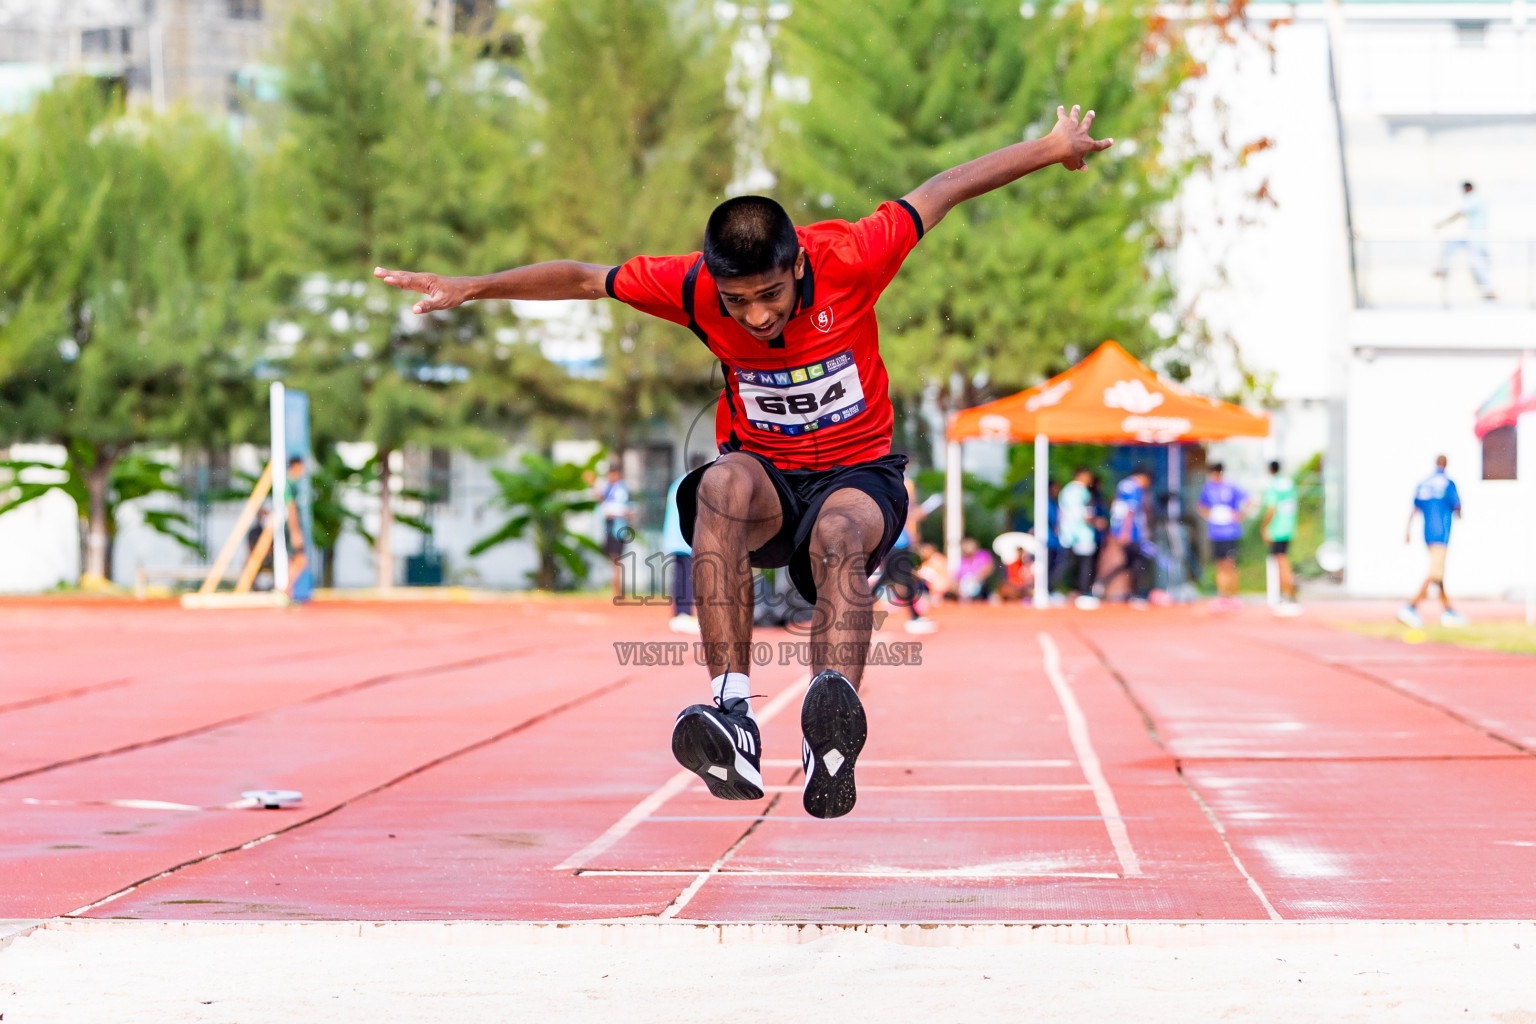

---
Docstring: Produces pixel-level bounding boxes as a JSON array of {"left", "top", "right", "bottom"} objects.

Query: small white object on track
[{"left": 240, "top": 789, "right": 303, "bottom": 809}]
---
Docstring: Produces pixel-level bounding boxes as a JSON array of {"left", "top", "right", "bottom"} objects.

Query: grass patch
[{"left": 1335, "top": 619, "right": 1536, "bottom": 657}]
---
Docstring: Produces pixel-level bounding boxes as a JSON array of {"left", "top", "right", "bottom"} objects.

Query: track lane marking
[
  {"left": 759, "top": 758, "right": 1075, "bottom": 769},
  {"left": 64, "top": 674, "right": 637, "bottom": 918},
  {"left": 2, "top": 642, "right": 551, "bottom": 785},
  {"left": 553, "top": 674, "right": 810, "bottom": 872},
  {"left": 578, "top": 868, "right": 1121, "bottom": 879},
  {"left": 1067, "top": 624, "right": 1284, "bottom": 920},
  {"left": 1038, "top": 632, "right": 1143, "bottom": 878},
  {"left": 752, "top": 792, "right": 1093, "bottom": 798}
]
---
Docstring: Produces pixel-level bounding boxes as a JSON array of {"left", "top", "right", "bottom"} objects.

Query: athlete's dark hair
[
  {"left": 703, "top": 196, "right": 799, "bottom": 279},
  {"left": 1268, "top": 459, "right": 1281, "bottom": 474},
  {"left": 1208, "top": 462, "right": 1224, "bottom": 475}
]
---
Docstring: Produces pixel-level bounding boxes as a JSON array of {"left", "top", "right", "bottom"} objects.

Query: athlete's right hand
[{"left": 374, "top": 267, "right": 470, "bottom": 314}]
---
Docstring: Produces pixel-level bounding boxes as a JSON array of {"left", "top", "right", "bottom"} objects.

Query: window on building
[
  {"left": 1482, "top": 425, "right": 1517, "bottom": 480},
  {"left": 81, "top": 27, "right": 131, "bottom": 57},
  {"left": 1455, "top": 20, "right": 1488, "bottom": 47},
  {"left": 227, "top": 0, "right": 263, "bottom": 21},
  {"left": 402, "top": 447, "right": 453, "bottom": 506}
]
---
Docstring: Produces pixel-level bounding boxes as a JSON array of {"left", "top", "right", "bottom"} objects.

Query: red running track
[{"left": 1, "top": 598, "right": 1532, "bottom": 923}]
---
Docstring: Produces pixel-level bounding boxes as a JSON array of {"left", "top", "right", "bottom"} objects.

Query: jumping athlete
[{"left": 376, "top": 104, "right": 1113, "bottom": 818}]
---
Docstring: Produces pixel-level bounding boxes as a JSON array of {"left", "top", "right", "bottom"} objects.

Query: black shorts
[
  {"left": 1211, "top": 538, "right": 1239, "bottom": 561},
  {"left": 603, "top": 518, "right": 626, "bottom": 559},
  {"left": 678, "top": 451, "right": 909, "bottom": 604},
  {"left": 1268, "top": 539, "right": 1291, "bottom": 556}
]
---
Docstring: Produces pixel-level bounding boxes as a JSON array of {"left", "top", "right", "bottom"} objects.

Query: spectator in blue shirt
[
  {"left": 1096, "top": 467, "right": 1155, "bottom": 604},
  {"left": 1198, "top": 462, "right": 1253, "bottom": 611},
  {"left": 1399, "top": 455, "right": 1465, "bottom": 629}
]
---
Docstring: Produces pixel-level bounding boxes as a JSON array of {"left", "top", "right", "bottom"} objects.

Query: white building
[
  {"left": 0, "top": 0, "right": 286, "bottom": 116},
  {"left": 1188, "top": 0, "right": 1536, "bottom": 599}
]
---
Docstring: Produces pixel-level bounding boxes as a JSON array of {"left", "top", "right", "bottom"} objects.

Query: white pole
[
  {"left": 270, "top": 382, "right": 288, "bottom": 595},
  {"left": 1525, "top": 410, "right": 1536, "bottom": 626},
  {"left": 1034, "top": 433, "right": 1049, "bottom": 608},
  {"left": 945, "top": 438, "right": 964, "bottom": 580}
]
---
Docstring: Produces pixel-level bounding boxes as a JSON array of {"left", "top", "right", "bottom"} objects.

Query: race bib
[
  {"left": 735, "top": 351, "right": 866, "bottom": 437},
  {"left": 1208, "top": 505, "right": 1235, "bottom": 526}
]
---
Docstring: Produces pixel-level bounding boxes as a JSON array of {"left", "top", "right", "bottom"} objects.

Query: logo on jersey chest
[{"left": 812, "top": 306, "right": 834, "bottom": 333}]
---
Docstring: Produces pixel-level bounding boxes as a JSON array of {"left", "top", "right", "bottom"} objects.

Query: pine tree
[
  {"left": 526, "top": 0, "right": 736, "bottom": 458},
  {"left": 770, "top": 0, "right": 1195, "bottom": 416},
  {"left": 257, "top": 0, "right": 575, "bottom": 588},
  {"left": 0, "top": 81, "right": 254, "bottom": 583}
]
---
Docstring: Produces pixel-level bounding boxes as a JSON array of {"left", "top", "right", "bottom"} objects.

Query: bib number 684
[{"left": 755, "top": 381, "right": 846, "bottom": 416}]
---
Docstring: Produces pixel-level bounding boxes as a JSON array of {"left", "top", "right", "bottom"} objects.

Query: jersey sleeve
[
  {"left": 848, "top": 200, "right": 925, "bottom": 293},
  {"left": 606, "top": 253, "right": 699, "bottom": 327},
  {"left": 1447, "top": 480, "right": 1461, "bottom": 510}
]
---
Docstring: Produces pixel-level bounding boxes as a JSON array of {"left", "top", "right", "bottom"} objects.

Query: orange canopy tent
[
  {"left": 948, "top": 340, "right": 1270, "bottom": 444},
  {"left": 942, "top": 341, "right": 1270, "bottom": 606}
]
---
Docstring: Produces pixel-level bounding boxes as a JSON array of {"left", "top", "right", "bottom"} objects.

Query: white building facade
[{"left": 1189, "top": 0, "right": 1536, "bottom": 599}]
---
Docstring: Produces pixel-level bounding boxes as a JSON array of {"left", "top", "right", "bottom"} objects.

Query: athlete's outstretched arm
[
  {"left": 902, "top": 104, "right": 1113, "bottom": 233},
  {"left": 373, "top": 261, "right": 612, "bottom": 314}
]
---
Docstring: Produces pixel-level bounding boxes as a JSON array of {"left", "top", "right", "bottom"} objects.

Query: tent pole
[
  {"left": 1034, "top": 434, "right": 1049, "bottom": 608},
  {"left": 945, "top": 439, "right": 963, "bottom": 585},
  {"left": 1524, "top": 406, "right": 1535, "bottom": 626}
]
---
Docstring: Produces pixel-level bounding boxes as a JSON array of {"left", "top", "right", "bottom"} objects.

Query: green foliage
[
  {"left": 0, "top": 447, "right": 201, "bottom": 558},
  {"left": 0, "top": 80, "right": 256, "bottom": 577},
  {"left": 469, "top": 451, "right": 603, "bottom": 589},
  {"left": 526, "top": 0, "right": 737, "bottom": 450},
  {"left": 771, "top": 0, "right": 1194, "bottom": 405},
  {"left": 258, "top": 0, "right": 571, "bottom": 461}
]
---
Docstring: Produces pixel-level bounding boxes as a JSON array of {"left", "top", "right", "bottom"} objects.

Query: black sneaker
[
  {"left": 671, "top": 697, "right": 764, "bottom": 801},
  {"left": 800, "top": 669, "right": 867, "bottom": 819}
]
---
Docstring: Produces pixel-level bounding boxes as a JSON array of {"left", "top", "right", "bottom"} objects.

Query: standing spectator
[
  {"left": 1435, "top": 181, "right": 1495, "bottom": 301},
  {"left": 1053, "top": 466, "right": 1100, "bottom": 609},
  {"left": 595, "top": 464, "right": 633, "bottom": 601},
  {"left": 1098, "top": 466, "right": 1155, "bottom": 605},
  {"left": 662, "top": 454, "right": 709, "bottom": 634},
  {"left": 1198, "top": 462, "right": 1252, "bottom": 611},
  {"left": 1399, "top": 455, "right": 1466, "bottom": 628},
  {"left": 1260, "top": 460, "right": 1301, "bottom": 615},
  {"left": 878, "top": 475, "right": 938, "bottom": 634},
  {"left": 954, "top": 536, "right": 996, "bottom": 603}
]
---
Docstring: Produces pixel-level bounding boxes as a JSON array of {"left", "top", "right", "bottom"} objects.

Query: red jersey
[{"left": 606, "top": 200, "right": 924, "bottom": 471}]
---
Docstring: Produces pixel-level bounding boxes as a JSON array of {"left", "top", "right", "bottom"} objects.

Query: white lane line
[
  {"left": 752, "top": 792, "right": 1093, "bottom": 798},
  {"left": 655, "top": 811, "right": 760, "bottom": 919},
  {"left": 579, "top": 868, "right": 1120, "bottom": 880},
  {"left": 759, "top": 758, "right": 1075, "bottom": 769},
  {"left": 553, "top": 674, "right": 810, "bottom": 872},
  {"left": 1037, "top": 632, "right": 1142, "bottom": 878}
]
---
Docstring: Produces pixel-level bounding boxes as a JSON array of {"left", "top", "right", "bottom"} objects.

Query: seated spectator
[
  {"left": 996, "top": 549, "right": 1035, "bottom": 602},
  {"left": 955, "top": 536, "right": 996, "bottom": 603},
  {"left": 916, "top": 542, "right": 951, "bottom": 604}
]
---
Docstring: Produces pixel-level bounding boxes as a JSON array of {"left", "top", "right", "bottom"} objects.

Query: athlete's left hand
[{"left": 1052, "top": 104, "right": 1114, "bottom": 171}]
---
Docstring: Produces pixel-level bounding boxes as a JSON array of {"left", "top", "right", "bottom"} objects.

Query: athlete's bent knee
[
  {"left": 694, "top": 459, "right": 756, "bottom": 523},
  {"left": 810, "top": 511, "right": 871, "bottom": 566}
]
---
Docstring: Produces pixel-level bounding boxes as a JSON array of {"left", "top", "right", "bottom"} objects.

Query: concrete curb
[{"left": 26, "top": 918, "right": 1536, "bottom": 949}]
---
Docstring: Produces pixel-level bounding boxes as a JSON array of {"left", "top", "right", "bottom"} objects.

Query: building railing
[{"left": 1354, "top": 235, "right": 1536, "bottom": 309}]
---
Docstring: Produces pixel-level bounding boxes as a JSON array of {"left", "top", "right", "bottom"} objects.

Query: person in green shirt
[{"left": 1261, "top": 460, "right": 1300, "bottom": 611}]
